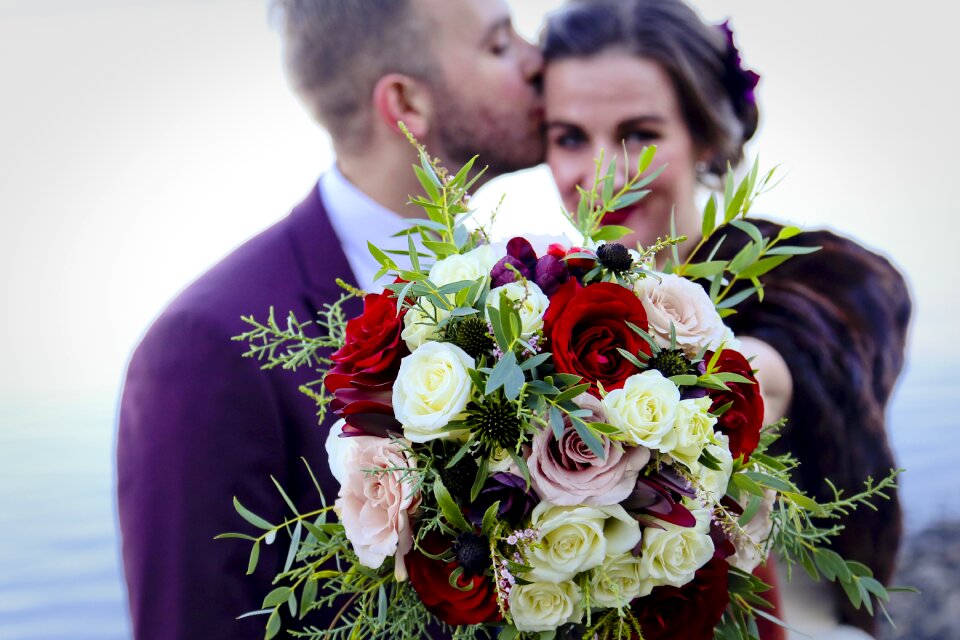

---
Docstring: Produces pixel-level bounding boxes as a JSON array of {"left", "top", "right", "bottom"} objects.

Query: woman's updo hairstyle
[{"left": 542, "top": 0, "right": 760, "bottom": 178}]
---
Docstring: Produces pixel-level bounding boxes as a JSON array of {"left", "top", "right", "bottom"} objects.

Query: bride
[{"left": 537, "top": 0, "right": 910, "bottom": 637}]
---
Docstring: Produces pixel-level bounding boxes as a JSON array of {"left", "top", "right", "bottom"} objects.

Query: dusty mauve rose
[
  {"left": 632, "top": 556, "right": 731, "bottom": 640},
  {"left": 324, "top": 291, "right": 408, "bottom": 436},
  {"left": 528, "top": 394, "right": 650, "bottom": 506},
  {"left": 542, "top": 280, "right": 651, "bottom": 396},
  {"left": 705, "top": 349, "right": 764, "bottom": 461},
  {"left": 406, "top": 533, "right": 502, "bottom": 626},
  {"left": 335, "top": 436, "right": 420, "bottom": 580},
  {"left": 634, "top": 274, "right": 733, "bottom": 357}
]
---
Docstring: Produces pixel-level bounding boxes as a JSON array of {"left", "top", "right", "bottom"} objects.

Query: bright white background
[{"left": 0, "top": 1, "right": 957, "bottom": 638}]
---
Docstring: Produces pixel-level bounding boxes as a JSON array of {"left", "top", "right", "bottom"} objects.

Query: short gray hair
[{"left": 271, "top": 0, "right": 437, "bottom": 151}]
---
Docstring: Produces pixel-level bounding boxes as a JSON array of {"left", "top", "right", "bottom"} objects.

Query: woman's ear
[{"left": 372, "top": 73, "right": 433, "bottom": 140}]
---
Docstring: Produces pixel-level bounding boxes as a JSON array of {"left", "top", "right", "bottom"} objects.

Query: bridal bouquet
[{"left": 224, "top": 141, "right": 900, "bottom": 640}]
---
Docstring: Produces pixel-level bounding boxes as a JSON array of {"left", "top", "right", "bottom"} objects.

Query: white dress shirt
[{"left": 319, "top": 165, "right": 414, "bottom": 293}]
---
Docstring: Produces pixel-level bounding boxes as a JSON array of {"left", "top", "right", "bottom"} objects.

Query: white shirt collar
[{"left": 319, "top": 164, "right": 413, "bottom": 293}]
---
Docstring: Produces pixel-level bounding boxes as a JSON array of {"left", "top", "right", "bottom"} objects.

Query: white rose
[
  {"left": 393, "top": 341, "right": 474, "bottom": 442},
  {"left": 638, "top": 507, "right": 715, "bottom": 595},
  {"left": 590, "top": 552, "right": 645, "bottom": 609},
  {"left": 694, "top": 434, "right": 734, "bottom": 503},
  {"left": 602, "top": 370, "right": 680, "bottom": 451},
  {"left": 401, "top": 301, "right": 450, "bottom": 351},
  {"left": 728, "top": 488, "right": 777, "bottom": 572},
  {"left": 508, "top": 581, "right": 583, "bottom": 632},
  {"left": 488, "top": 445, "right": 519, "bottom": 474},
  {"left": 634, "top": 273, "right": 733, "bottom": 357},
  {"left": 486, "top": 280, "right": 549, "bottom": 341},
  {"left": 429, "top": 244, "right": 497, "bottom": 287},
  {"left": 527, "top": 502, "right": 642, "bottom": 582},
  {"left": 669, "top": 397, "right": 718, "bottom": 469}
]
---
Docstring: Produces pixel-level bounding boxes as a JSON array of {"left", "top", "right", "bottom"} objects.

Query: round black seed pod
[
  {"left": 453, "top": 532, "right": 490, "bottom": 578},
  {"left": 437, "top": 451, "right": 479, "bottom": 501},
  {"left": 596, "top": 243, "right": 633, "bottom": 273}
]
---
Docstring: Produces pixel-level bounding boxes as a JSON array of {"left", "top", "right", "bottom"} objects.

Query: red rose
[
  {"left": 542, "top": 280, "right": 651, "bottom": 395},
  {"left": 632, "top": 556, "right": 731, "bottom": 640},
  {"left": 324, "top": 292, "right": 408, "bottom": 436},
  {"left": 406, "top": 533, "right": 502, "bottom": 626},
  {"left": 706, "top": 349, "right": 764, "bottom": 461}
]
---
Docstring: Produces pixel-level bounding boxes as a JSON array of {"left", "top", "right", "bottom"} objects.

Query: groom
[{"left": 116, "top": 1, "right": 543, "bottom": 638}]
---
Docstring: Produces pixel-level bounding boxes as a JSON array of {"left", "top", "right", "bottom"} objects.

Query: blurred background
[{"left": 1, "top": 0, "right": 957, "bottom": 638}]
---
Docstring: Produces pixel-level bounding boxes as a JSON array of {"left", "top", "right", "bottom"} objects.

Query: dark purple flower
[
  {"left": 506, "top": 237, "right": 538, "bottom": 271},
  {"left": 534, "top": 254, "right": 570, "bottom": 296},
  {"left": 491, "top": 255, "right": 531, "bottom": 288},
  {"left": 490, "top": 237, "right": 572, "bottom": 295},
  {"left": 467, "top": 472, "right": 539, "bottom": 526}
]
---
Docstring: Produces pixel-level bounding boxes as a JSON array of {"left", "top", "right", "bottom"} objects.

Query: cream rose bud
[
  {"left": 486, "top": 281, "right": 550, "bottom": 341},
  {"left": 695, "top": 434, "right": 734, "bottom": 502},
  {"left": 602, "top": 370, "right": 680, "bottom": 451},
  {"left": 638, "top": 507, "right": 715, "bottom": 596},
  {"left": 634, "top": 273, "right": 732, "bottom": 357},
  {"left": 393, "top": 342, "right": 475, "bottom": 442},
  {"left": 729, "top": 488, "right": 777, "bottom": 572},
  {"left": 428, "top": 244, "right": 497, "bottom": 287},
  {"left": 527, "top": 502, "right": 642, "bottom": 582},
  {"left": 590, "top": 552, "right": 645, "bottom": 609},
  {"left": 508, "top": 581, "right": 583, "bottom": 632},
  {"left": 401, "top": 301, "right": 450, "bottom": 351},
  {"left": 669, "top": 397, "right": 719, "bottom": 469},
  {"left": 335, "top": 436, "right": 420, "bottom": 580}
]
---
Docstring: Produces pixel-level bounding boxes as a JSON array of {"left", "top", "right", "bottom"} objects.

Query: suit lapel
[{"left": 284, "top": 183, "right": 363, "bottom": 319}]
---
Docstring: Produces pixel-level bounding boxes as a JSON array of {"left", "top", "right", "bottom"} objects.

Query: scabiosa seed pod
[
  {"left": 597, "top": 243, "right": 633, "bottom": 273},
  {"left": 453, "top": 532, "right": 490, "bottom": 578},
  {"left": 438, "top": 451, "right": 479, "bottom": 502}
]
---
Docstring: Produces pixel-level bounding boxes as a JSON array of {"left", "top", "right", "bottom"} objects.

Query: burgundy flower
[
  {"left": 705, "top": 349, "right": 764, "bottom": 461},
  {"left": 323, "top": 291, "right": 407, "bottom": 436},
  {"left": 632, "top": 555, "right": 731, "bottom": 640},
  {"left": 542, "top": 280, "right": 651, "bottom": 396},
  {"left": 406, "top": 532, "right": 502, "bottom": 626}
]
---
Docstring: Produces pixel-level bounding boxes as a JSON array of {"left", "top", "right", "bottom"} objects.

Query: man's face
[{"left": 416, "top": 0, "right": 545, "bottom": 178}]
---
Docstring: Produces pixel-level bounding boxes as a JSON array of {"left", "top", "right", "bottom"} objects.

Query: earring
[{"left": 695, "top": 160, "right": 709, "bottom": 176}]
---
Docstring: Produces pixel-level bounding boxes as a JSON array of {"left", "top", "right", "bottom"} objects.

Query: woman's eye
[
  {"left": 623, "top": 130, "right": 658, "bottom": 144},
  {"left": 551, "top": 131, "right": 586, "bottom": 149}
]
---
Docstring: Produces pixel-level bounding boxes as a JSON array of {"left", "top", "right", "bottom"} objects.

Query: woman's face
[{"left": 545, "top": 52, "right": 703, "bottom": 250}]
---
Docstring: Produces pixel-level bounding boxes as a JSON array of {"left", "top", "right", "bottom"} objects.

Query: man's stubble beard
[{"left": 431, "top": 80, "right": 545, "bottom": 181}]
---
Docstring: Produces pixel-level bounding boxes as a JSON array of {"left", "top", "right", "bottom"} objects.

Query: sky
[{"left": 0, "top": 0, "right": 957, "bottom": 409}]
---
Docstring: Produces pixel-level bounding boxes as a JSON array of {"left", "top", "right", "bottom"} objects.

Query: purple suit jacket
[{"left": 118, "top": 186, "right": 360, "bottom": 639}]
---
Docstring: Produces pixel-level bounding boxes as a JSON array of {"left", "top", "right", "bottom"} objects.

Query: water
[{"left": 0, "top": 361, "right": 954, "bottom": 639}]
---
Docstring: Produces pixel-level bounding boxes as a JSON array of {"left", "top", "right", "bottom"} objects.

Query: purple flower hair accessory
[{"left": 718, "top": 20, "right": 760, "bottom": 108}]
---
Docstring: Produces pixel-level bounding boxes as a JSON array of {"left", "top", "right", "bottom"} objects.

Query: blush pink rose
[
  {"left": 528, "top": 394, "right": 651, "bottom": 506},
  {"left": 336, "top": 436, "right": 421, "bottom": 580}
]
